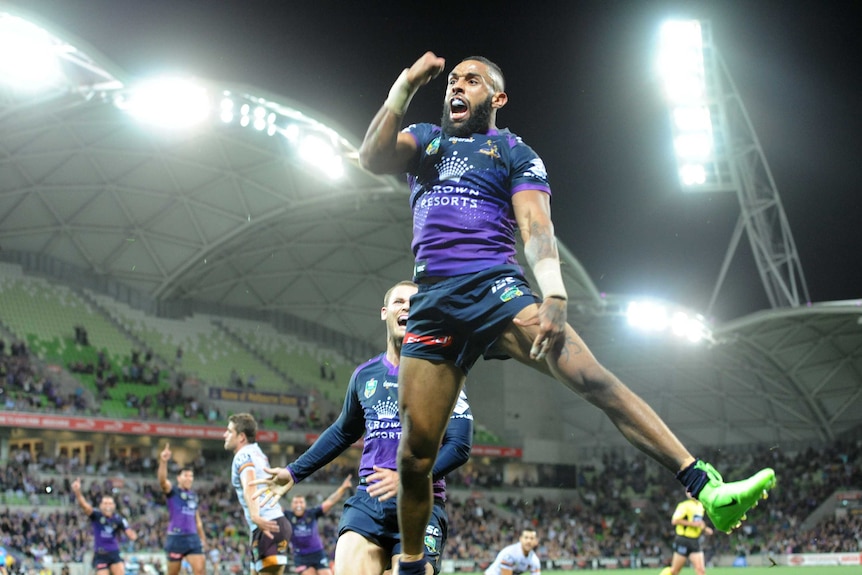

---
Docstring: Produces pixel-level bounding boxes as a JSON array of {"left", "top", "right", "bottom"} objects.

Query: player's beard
[{"left": 441, "top": 94, "right": 493, "bottom": 138}]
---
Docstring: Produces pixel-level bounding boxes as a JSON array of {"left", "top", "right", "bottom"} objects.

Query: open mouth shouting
[{"left": 449, "top": 97, "right": 469, "bottom": 122}]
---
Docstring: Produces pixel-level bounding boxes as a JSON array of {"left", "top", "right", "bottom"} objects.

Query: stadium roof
[
  {"left": 1, "top": 7, "right": 861, "bottom": 449},
  {"left": 548, "top": 299, "right": 862, "bottom": 451}
]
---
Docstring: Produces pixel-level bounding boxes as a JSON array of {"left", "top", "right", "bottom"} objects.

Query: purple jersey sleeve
[{"left": 287, "top": 364, "right": 368, "bottom": 483}]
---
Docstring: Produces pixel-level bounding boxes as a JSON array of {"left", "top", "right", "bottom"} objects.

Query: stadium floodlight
[
  {"left": 673, "top": 106, "right": 711, "bottom": 132},
  {"left": 657, "top": 20, "right": 706, "bottom": 104},
  {"left": 220, "top": 97, "right": 234, "bottom": 123},
  {"left": 674, "top": 133, "right": 712, "bottom": 159},
  {"left": 252, "top": 105, "right": 267, "bottom": 130},
  {"left": 679, "top": 164, "right": 706, "bottom": 186},
  {"left": 284, "top": 123, "right": 300, "bottom": 142},
  {"left": 115, "top": 77, "right": 211, "bottom": 129},
  {"left": 670, "top": 311, "right": 707, "bottom": 343},
  {"left": 626, "top": 299, "right": 712, "bottom": 343},
  {"left": 626, "top": 301, "right": 669, "bottom": 332},
  {"left": 657, "top": 20, "right": 717, "bottom": 190},
  {"left": 0, "top": 13, "right": 63, "bottom": 90},
  {"left": 299, "top": 134, "right": 344, "bottom": 179},
  {"left": 656, "top": 19, "right": 810, "bottom": 312}
]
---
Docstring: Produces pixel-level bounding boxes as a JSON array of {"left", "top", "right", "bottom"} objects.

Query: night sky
[{"left": 17, "top": 0, "right": 862, "bottom": 322}]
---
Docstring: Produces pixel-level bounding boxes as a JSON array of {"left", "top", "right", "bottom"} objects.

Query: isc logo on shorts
[{"left": 490, "top": 277, "right": 516, "bottom": 293}]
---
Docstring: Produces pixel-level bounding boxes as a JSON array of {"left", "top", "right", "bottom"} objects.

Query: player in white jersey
[
  {"left": 224, "top": 412, "right": 292, "bottom": 575},
  {"left": 484, "top": 529, "right": 540, "bottom": 575}
]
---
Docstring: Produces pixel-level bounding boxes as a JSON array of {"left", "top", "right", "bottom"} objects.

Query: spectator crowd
[
  {"left": 2, "top": 332, "right": 861, "bottom": 571},
  {"left": 1, "top": 438, "right": 860, "bottom": 572}
]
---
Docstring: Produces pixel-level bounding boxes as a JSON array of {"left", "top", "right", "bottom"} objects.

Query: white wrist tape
[
  {"left": 533, "top": 258, "right": 568, "bottom": 300},
  {"left": 384, "top": 69, "right": 417, "bottom": 116}
]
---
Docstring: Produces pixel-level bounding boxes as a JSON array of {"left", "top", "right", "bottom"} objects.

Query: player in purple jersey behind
[
  {"left": 288, "top": 475, "right": 352, "bottom": 575},
  {"left": 252, "top": 280, "right": 472, "bottom": 575},
  {"left": 357, "top": 52, "right": 777, "bottom": 575},
  {"left": 71, "top": 477, "right": 138, "bottom": 575},
  {"left": 158, "top": 443, "right": 207, "bottom": 575}
]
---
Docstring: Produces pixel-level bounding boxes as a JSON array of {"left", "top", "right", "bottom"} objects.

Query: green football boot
[{"left": 696, "top": 461, "right": 776, "bottom": 533}]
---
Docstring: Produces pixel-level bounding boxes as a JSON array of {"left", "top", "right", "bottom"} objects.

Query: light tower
[{"left": 658, "top": 20, "right": 810, "bottom": 315}]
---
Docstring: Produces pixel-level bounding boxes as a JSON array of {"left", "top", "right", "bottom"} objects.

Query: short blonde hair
[{"left": 383, "top": 280, "right": 417, "bottom": 307}]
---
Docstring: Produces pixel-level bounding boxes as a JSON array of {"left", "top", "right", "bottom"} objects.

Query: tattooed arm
[{"left": 513, "top": 189, "right": 568, "bottom": 360}]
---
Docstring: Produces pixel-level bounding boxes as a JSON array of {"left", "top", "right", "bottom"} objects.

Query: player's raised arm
[
  {"left": 71, "top": 477, "right": 93, "bottom": 516},
  {"left": 358, "top": 51, "right": 445, "bottom": 175},
  {"left": 157, "top": 442, "right": 172, "bottom": 493},
  {"left": 320, "top": 475, "right": 353, "bottom": 514}
]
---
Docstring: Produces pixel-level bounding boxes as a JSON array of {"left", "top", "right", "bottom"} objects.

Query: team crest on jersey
[
  {"left": 425, "top": 137, "right": 440, "bottom": 156},
  {"left": 364, "top": 378, "right": 378, "bottom": 398},
  {"left": 424, "top": 535, "right": 438, "bottom": 553},
  {"left": 479, "top": 139, "right": 500, "bottom": 159}
]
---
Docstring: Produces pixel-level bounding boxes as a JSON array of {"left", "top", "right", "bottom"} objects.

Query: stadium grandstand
[{"left": 1, "top": 4, "right": 861, "bottom": 575}]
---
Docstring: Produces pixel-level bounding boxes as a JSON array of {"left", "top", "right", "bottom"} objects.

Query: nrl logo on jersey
[
  {"left": 425, "top": 137, "right": 440, "bottom": 156},
  {"left": 364, "top": 378, "right": 378, "bottom": 398}
]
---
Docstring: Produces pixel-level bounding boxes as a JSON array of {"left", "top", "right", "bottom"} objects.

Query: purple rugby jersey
[
  {"left": 165, "top": 487, "right": 199, "bottom": 535},
  {"left": 403, "top": 124, "right": 552, "bottom": 280}
]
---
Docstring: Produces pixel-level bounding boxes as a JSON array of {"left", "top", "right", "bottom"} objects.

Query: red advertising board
[
  {"left": 0, "top": 411, "right": 278, "bottom": 442},
  {"left": 303, "top": 432, "right": 521, "bottom": 457}
]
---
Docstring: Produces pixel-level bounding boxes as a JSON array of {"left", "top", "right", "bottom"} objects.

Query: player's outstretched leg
[{"left": 678, "top": 460, "right": 776, "bottom": 533}]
